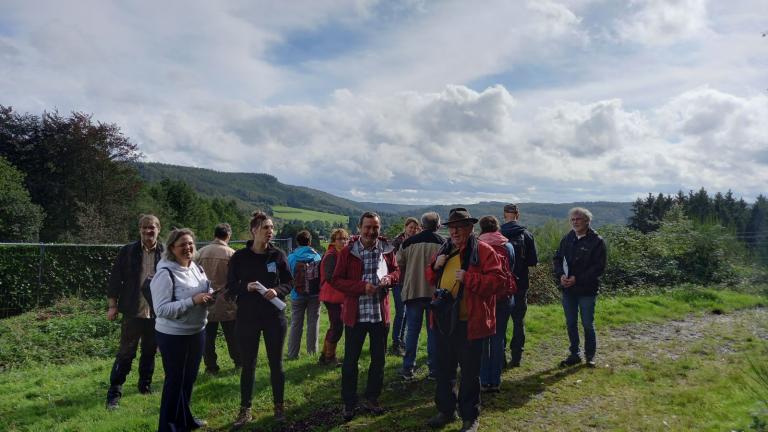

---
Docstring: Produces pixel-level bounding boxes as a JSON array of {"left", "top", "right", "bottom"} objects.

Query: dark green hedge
[{"left": 0, "top": 245, "right": 119, "bottom": 317}]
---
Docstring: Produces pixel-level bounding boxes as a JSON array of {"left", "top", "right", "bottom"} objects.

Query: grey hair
[
  {"left": 164, "top": 228, "right": 196, "bottom": 262},
  {"left": 421, "top": 212, "right": 440, "bottom": 231},
  {"left": 569, "top": 207, "right": 593, "bottom": 223}
]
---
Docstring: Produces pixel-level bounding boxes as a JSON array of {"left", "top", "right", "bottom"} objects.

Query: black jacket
[
  {"left": 226, "top": 241, "right": 293, "bottom": 322},
  {"left": 500, "top": 221, "right": 538, "bottom": 290},
  {"left": 107, "top": 240, "right": 164, "bottom": 316},
  {"left": 553, "top": 228, "right": 607, "bottom": 296}
]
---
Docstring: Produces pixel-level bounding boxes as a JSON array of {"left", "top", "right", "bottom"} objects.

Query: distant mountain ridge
[{"left": 136, "top": 162, "right": 632, "bottom": 227}]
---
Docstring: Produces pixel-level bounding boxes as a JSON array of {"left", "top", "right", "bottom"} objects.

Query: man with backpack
[
  {"left": 286, "top": 230, "right": 322, "bottom": 360},
  {"left": 500, "top": 204, "right": 538, "bottom": 368}
]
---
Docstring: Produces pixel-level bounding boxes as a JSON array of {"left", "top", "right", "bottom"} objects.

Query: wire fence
[{"left": 0, "top": 239, "right": 293, "bottom": 318}]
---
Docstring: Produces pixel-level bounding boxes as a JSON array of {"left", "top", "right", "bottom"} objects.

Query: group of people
[{"left": 104, "top": 204, "right": 606, "bottom": 432}]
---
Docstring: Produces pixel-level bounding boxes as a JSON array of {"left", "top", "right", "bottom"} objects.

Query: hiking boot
[
  {"left": 559, "top": 355, "right": 582, "bottom": 367},
  {"left": 191, "top": 418, "right": 207, "bottom": 430},
  {"left": 205, "top": 365, "right": 220, "bottom": 375},
  {"left": 138, "top": 383, "right": 152, "bottom": 395},
  {"left": 428, "top": 411, "right": 457, "bottom": 428},
  {"left": 361, "top": 397, "right": 384, "bottom": 415},
  {"left": 586, "top": 357, "right": 596, "bottom": 368},
  {"left": 233, "top": 407, "right": 252, "bottom": 428},
  {"left": 459, "top": 418, "right": 480, "bottom": 432},
  {"left": 342, "top": 404, "right": 356, "bottom": 422},
  {"left": 274, "top": 403, "right": 286, "bottom": 422},
  {"left": 399, "top": 368, "right": 415, "bottom": 380},
  {"left": 389, "top": 342, "right": 405, "bottom": 357}
]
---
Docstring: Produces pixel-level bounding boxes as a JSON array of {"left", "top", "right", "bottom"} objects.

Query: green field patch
[{"left": 271, "top": 205, "right": 348, "bottom": 225}]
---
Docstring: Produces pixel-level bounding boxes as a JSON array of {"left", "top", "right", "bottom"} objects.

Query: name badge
[{"left": 267, "top": 262, "right": 277, "bottom": 273}]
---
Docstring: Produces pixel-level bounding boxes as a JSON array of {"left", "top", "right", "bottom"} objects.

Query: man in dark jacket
[
  {"left": 425, "top": 208, "right": 506, "bottom": 432},
  {"left": 500, "top": 203, "right": 538, "bottom": 367},
  {"left": 553, "top": 207, "right": 607, "bottom": 368},
  {"left": 332, "top": 212, "right": 399, "bottom": 422},
  {"left": 105, "top": 214, "right": 164, "bottom": 409}
]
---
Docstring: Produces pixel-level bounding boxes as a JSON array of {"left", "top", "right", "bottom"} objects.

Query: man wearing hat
[
  {"left": 500, "top": 203, "right": 538, "bottom": 367},
  {"left": 425, "top": 208, "right": 507, "bottom": 432}
]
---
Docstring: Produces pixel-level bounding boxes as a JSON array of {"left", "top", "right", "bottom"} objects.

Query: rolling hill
[{"left": 136, "top": 162, "right": 633, "bottom": 227}]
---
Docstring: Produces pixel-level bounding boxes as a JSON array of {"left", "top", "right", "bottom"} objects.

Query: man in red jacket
[
  {"left": 332, "top": 211, "right": 400, "bottom": 422},
  {"left": 425, "top": 208, "right": 506, "bottom": 432}
]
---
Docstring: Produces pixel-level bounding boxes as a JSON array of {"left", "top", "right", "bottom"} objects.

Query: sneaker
[
  {"left": 559, "top": 355, "right": 582, "bottom": 367},
  {"left": 191, "top": 418, "right": 207, "bottom": 430},
  {"left": 105, "top": 395, "right": 120, "bottom": 410},
  {"left": 428, "top": 411, "right": 457, "bottom": 428},
  {"left": 586, "top": 358, "right": 596, "bottom": 368},
  {"left": 137, "top": 383, "right": 152, "bottom": 395},
  {"left": 233, "top": 407, "right": 252, "bottom": 428},
  {"left": 361, "top": 398, "right": 384, "bottom": 415},
  {"left": 342, "top": 404, "right": 355, "bottom": 422},
  {"left": 459, "top": 418, "right": 480, "bottom": 432},
  {"left": 389, "top": 343, "right": 405, "bottom": 357},
  {"left": 399, "top": 368, "right": 415, "bottom": 380},
  {"left": 274, "top": 403, "right": 286, "bottom": 422}
]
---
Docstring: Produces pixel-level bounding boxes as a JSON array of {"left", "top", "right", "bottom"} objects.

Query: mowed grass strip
[
  {"left": 0, "top": 286, "right": 765, "bottom": 431},
  {"left": 271, "top": 205, "right": 349, "bottom": 225}
]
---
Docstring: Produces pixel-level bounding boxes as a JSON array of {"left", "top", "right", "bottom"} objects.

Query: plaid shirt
[{"left": 357, "top": 240, "right": 384, "bottom": 323}]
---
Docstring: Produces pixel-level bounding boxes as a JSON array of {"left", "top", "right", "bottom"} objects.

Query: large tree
[
  {"left": 0, "top": 156, "right": 45, "bottom": 241},
  {"left": 0, "top": 106, "right": 142, "bottom": 242}
]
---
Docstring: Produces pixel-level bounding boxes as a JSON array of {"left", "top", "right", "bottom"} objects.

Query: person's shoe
[
  {"left": 342, "top": 404, "right": 356, "bottom": 422},
  {"left": 559, "top": 355, "right": 582, "bottom": 367},
  {"left": 399, "top": 368, "right": 415, "bottom": 380},
  {"left": 586, "top": 357, "right": 597, "bottom": 368},
  {"left": 389, "top": 343, "right": 405, "bottom": 357},
  {"left": 191, "top": 417, "right": 207, "bottom": 430},
  {"left": 137, "top": 383, "right": 152, "bottom": 395},
  {"left": 274, "top": 403, "right": 286, "bottom": 422},
  {"left": 105, "top": 395, "right": 120, "bottom": 410},
  {"left": 428, "top": 411, "right": 457, "bottom": 428},
  {"left": 427, "top": 370, "right": 438, "bottom": 380},
  {"left": 205, "top": 366, "right": 220, "bottom": 375},
  {"left": 487, "top": 384, "right": 500, "bottom": 393},
  {"left": 361, "top": 397, "right": 384, "bottom": 415},
  {"left": 459, "top": 418, "right": 480, "bottom": 432},
  {"left": 233, "top": 407, "right": 252, "bottom": 428}
]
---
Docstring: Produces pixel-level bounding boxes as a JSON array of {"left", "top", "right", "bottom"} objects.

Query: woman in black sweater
[{"left": 227, "top": 211, "right": 293, "bottom": 427}]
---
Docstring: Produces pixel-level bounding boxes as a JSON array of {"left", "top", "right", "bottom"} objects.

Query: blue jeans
[
  {"left": 561, "top": 292, "right": 597, "bottom": 359},
  {"left": 480, "top": 298, "right": 511, "bottom": 386},
  {"left": 392, "top": 284, "right": 406, "bottom": 346},
  {"left": 402, "top": 299, "right": 436, "bottom": 373},
  {"left": 508, "top": 289, "right": 528, "bottom": 361}
]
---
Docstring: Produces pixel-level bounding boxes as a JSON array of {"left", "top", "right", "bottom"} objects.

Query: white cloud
[{"left": 614, "top": 0, "right": 709, "bottom": 45}]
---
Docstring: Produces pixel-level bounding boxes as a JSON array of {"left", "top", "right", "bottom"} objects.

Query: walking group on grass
[{"left": 104, "top": 204, "right": 606, "bottom": 432}]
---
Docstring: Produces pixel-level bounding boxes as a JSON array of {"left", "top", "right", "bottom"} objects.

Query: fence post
[{"left": 38, "top": 243, "right": 45, "bottom": 310}]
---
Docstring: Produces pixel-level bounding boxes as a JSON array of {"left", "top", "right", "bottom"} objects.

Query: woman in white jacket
[{"left": 150, "top": 228, "right": 213, "bottom": 432}]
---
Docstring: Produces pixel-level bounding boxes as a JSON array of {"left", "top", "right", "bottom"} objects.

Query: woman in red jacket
[{"left": 318, "top": 228, "right": 350, "bottom": 365}]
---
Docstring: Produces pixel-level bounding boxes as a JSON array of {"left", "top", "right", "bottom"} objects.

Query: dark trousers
[
  {"left": 155, "top": 330, "right": 204, "bottom": 432},
  {"left": 391, "top": 285, "right": 406, "bottom": 345},
  {"left": 341, "top": 321, "right": 388, "bottom": 407},
  {"left": 435, "top": 321, "right": 483, "bottom": 421},
  {"left": 237, "top": 316, "right": 287, "bottom": 407},
  {"left": 108, "top": 317, "right": 156, "bottom": 397},
  {"left": 509, "top": 288, "right": 528, "bottom": 361},
  {"left": 203, "top": 320, "right": 240, "bottom": 370},
  {"left": 323, "top": 302, "right": 344, "bottom": 344}
]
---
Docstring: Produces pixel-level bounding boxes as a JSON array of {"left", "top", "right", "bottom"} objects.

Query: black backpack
[{"left": 508, "top": 232, "right": 526, "bottom": 274}]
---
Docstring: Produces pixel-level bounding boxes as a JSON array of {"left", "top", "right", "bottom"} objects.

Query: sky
[{"left": 1, "top": 0, "right": 766, "bottom": 204}]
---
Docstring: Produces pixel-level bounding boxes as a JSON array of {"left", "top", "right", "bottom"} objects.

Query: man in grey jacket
[{"left": 396, "top": 212, "right": 445, "bottom": 380}]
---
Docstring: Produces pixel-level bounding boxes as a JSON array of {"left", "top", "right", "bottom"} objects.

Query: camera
[{"left": 430, "top": 288, "right": 454, "bottom": 312}]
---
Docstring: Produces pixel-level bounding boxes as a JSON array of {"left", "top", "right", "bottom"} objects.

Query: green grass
[
  {"left": 272, "top": 205, "right": 349, "bottom": 225},
  {"left": 0, "top": 286, "right": 766, "bottom": 431}
]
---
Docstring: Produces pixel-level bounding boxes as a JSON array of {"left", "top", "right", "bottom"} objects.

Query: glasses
[{"left": 570, "top": 217, "right": 585, "bottom": 222}]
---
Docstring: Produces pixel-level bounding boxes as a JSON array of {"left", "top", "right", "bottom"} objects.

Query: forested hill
[{"left": 137, "top": 162, "right": 632, "bottom": 226}]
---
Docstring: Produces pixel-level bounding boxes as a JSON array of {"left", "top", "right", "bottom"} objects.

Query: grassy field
[
  {"left": 0, "top": 286, "right": 766, "bottom": 431},
  {"left": 272, "top": 206, "right": 349, "bottom": 225}
]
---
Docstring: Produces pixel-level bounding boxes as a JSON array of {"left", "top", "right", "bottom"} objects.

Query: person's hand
[
  {"left": 107, "top": 307, "right": 118, "bottom": 321},
  {"left": 560, "top": 274, "right": 569, "bottom": 286},
  {"left": 247, "top": 282, "right": 260, "bottom": 292},
  {"left": 364, "top": 282, "right": 378, "bottom": 296},
  {"left": 263, "top": 288, "right": 278, "bottom": 300},
  {"left": 434, "top": 254, "right": 448, "bottom": 269},
  {"left": 455, "top": 269, "right": 466, "bottom": 283},
  {"left": 379, "top": 275, "right": 391, "bottom": 287},
  {"left": 193, "top": 293, "right": 213, "bottom": 305},
  {"left": 566, "top": 276, "right": 576, "bottom": 287}
]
